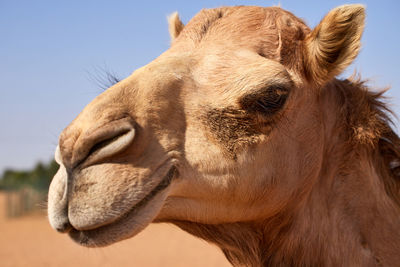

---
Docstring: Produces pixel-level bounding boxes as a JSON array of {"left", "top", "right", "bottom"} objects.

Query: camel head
[{"left": 48, "top": 5, "right": 365, "bottom": 247}]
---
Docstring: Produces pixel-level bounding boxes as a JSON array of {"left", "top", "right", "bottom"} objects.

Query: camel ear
[
  {"left": 168, "top": 12, "right": 184, "bottom": 41},
  {"left": 304, "top": 4, "right": 365, "bottom": 85}
]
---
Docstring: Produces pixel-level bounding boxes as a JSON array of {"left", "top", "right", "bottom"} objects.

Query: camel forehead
[{"left": 174, "top": 6, "right": 310, "bottom": 56}]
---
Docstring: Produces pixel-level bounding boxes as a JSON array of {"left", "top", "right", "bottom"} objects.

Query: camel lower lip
[{"left": 68, "top": 166, "right": 177, "bottom": 246}]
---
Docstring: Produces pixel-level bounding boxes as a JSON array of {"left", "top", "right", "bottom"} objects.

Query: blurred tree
[{"left": 0, "top": 160, "right": 59, "bottom": 191}]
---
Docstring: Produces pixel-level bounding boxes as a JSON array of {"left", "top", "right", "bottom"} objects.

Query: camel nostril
[
  {"left": 82, "top": 127, "right": 135, "bottom": 167},
  {"left": 60, "top": 117, "right": 136, "bottom": 169}
]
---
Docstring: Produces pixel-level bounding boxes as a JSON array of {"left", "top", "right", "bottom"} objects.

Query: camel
[{"left": 47, "top": 4, "right": 400, "bottom": 266}]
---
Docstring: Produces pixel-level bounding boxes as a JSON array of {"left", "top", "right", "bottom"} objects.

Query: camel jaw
[
  {"left": 67, "top": 166, "right": 177, "bottom": 247},
  {"left": 47, "top": 160, "right": 178, "bottom": 247}
]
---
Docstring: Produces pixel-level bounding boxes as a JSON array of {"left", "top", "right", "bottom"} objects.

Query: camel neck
[
  {"left": 173, "top": 148, "right": 400, "bottom": 266},
  {"left": 264, "top": 147, "right": 400, "bottom": 266}
]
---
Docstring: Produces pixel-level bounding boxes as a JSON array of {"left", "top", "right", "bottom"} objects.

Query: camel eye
[{"left": 239, "top": 85, "right": 289, "bottom": 115}]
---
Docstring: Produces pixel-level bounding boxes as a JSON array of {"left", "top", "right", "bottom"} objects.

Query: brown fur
[
  {"left": 48, "top": 5, "right": 400, "bottom": 267},
  {"left": 203, "top": 107, "right": 260, "bottom": 157}
]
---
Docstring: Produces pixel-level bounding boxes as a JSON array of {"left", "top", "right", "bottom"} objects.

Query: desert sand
[{"left": 0, "top": 193, "right": 230, "bottom": 267}]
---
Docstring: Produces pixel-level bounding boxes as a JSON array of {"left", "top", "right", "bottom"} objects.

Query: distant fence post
[{"left": 5, "top": 188, "right": 47, "bottom": 218}]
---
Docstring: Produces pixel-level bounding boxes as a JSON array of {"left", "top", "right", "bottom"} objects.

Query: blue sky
[{"left": 0, "top": 0, "right": 399, "bottom": 173}]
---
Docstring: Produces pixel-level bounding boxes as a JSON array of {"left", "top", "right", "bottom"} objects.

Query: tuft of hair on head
[
  {"left": 304, "top": 4, "right": 365, "bottom": 86},
  {"left": 168, "top": 11, "right": 185, "bottom": 41},
  {"left": 86, "top": 65, "right": 121, "bottom": 91}
]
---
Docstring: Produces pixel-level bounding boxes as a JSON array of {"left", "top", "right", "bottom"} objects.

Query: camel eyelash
[{"left": 239, "top": 85, "right": 290, "bottom": 115}]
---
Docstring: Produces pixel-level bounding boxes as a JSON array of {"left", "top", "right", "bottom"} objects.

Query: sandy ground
[{"left": 0, "top": 193, "right": 230, "bottom": 267}]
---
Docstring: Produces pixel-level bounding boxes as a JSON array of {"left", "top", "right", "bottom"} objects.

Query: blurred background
[{"left": 0, "top": 0, "right": 399, "bottom": 266}]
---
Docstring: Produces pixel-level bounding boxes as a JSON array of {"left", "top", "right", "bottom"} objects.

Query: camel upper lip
[{"left": 67, "top": 165, "right": 177, "bottom": 238}]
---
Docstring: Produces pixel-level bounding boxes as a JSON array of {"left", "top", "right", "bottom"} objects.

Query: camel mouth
[{"left": 68, "top": 165, "right": 177, "bottom": 247}]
